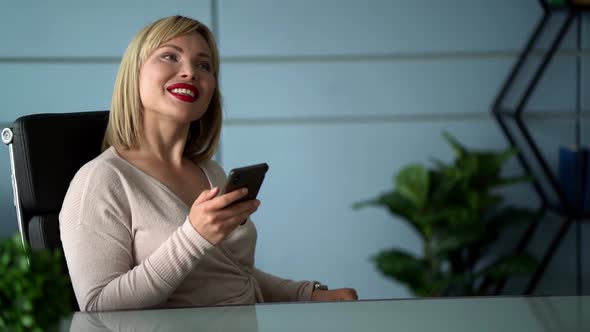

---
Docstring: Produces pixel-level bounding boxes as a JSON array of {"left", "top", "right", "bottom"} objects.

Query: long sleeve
[
  {"left": 59, "top": 160, "right": 215, "bottom": 312},
  {"left": 252, "top": 268, "right": 315, "bottom": 302}
]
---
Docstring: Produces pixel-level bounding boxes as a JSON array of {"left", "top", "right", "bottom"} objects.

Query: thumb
[{"left": 194, "top": 187, "right": 219, "bottom": 205}]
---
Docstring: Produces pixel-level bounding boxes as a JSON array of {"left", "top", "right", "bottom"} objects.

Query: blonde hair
[{"left": 103, "top": 15, "right": 222, "bottom": 164}]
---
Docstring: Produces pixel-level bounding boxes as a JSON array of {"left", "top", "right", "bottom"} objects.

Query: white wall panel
[
  {"left": 218, "top": 0, "right": 549, "bottom": 56},
  {"left": 0, "top": 63, "right": 118, "bottom": 122},
  {"left": 221, "top": 57, "right": 575, "bottom": 120},
  {"left": 531, "top": 10, "right": 578, "bottom": 52},
  {"left": 0, "top": 0, "right": 212, "bottom": 57},
  {"left": 527, "top": 56, "right": 577, "bottom": 112},
  {"left": 219, "top": 117, "right": 562, "bottom": 299},
  {"left": 506, "top": 56, "right": 577, "bottom": 112}
]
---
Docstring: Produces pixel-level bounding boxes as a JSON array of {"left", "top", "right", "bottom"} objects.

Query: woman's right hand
[{"left": 188, "top": 187, "right": 260, "bottom": 245}]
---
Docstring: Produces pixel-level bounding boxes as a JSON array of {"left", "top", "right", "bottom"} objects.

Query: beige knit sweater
[{"left": 59, "top": 146, "right": 314, "bottom": 312}]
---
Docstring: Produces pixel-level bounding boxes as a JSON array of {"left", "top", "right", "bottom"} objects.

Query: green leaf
[
  {"left": 480, "top": 194, "right": 503, "bottom": 211},
  {"left": 465, "top": 191, "right": 479, "bottom": 211},
  {"left": 379, "top": 192, "right": 416, "bottom": 219},
  {"left": 415, "top": 273, "right": 454, "bottom": 297},
  {"left": 442, "top": 131, "right": 466, "bottom": 158},
  {"left": 444, "top": 207, "right": 477, "bottom": 228},
  {"left": 20, "top": 298, "right": 33, "bottom": 311},
  {"left": 354, "top": 191, "right": 413, "bottom": 218},
  {"left": 17, "top": 256, "right": 29, "bottom": 271},
  {"left": 0, "top": 252, "right": 9, "bottom": 267},
  {"left": 429, "top": 168, "right": 464, "bottom": 205},
  {"left": 479, "top": 254, "right": 538, "bottom": 279},
  {"left": 434, "top": 223, "right": 484, "bottom": 254},
  {"left": 0, "top": 234, "right": 72, "bottom": 330},
  {"left": 440, "top": 273, "right": 477, "bottom": 296},
  {"left": 352, "top": 199, "right": 376, "bottom": 210},
  {"left": 477, "top": 148, "right": 517, "bottom": 176},
  {"left": 456, "top": 154, "right": 479, "bottom": 178},
  {"left": 354, "top": 192, "right": 428, "bottom": 239},
  {"left": 488, "top": 175, "right": 532, "bottom": 188},
  {"left": 395, "top": 164, "right": 429, "bottom": 210},
  {"left": 373, "top": 249, "right": 426, "bottom": 292},
  {"left": 416, "top": 206, "right": 470, "bottom": 228},
  {"left": 429, "top": 157, "right": 448, "bottom": 169},
  {"left": 20, "top": 315, "right": 34, "bottom": 328}
]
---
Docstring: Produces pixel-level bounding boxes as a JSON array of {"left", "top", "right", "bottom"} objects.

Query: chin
[{"left": 163, "top": 106, "right": 206, "bottom": 123}]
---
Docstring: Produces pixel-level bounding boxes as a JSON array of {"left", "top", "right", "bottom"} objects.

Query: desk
[{"left": 60, "top": 296, "right": 589, "bottom": 331}]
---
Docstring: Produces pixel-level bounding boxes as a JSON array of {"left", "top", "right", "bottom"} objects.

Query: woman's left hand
[{"left": 311, "top": 288, "right": 358, "bottom": 301}]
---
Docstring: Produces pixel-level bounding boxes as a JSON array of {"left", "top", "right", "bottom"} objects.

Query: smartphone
[{"left": 222, "top": 163, "right": 269, "bottom": 224}]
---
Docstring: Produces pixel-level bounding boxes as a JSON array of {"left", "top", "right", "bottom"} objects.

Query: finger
[
  {"left": 194, "top": 187, "right": 220, "bottom": 205},
  {"left": 208, "top": 188, "right": 249, "bottom": 209},
  {"left": 225, "top": 208, "right": 258, "bottom": 227},
  {"left": 238, "top": 201, "right": 260, "bottom": 219},
  {"left": 216, "top": 199, "right": 260, "bottom": 220},
  {"left": 344, "top": 289, "right": 358, "bottom": 300}
]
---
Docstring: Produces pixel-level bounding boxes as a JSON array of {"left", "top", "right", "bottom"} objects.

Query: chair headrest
[{"left": 11, "top": 111, "right": 109, "bottom": 214}]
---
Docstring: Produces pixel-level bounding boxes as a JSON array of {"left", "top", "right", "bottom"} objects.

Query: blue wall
[{"left": 0, "top": 0, "right": 587, "bottom": 298}]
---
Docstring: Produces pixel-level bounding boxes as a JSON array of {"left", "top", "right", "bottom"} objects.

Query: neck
[{"left": 135, "top": 112, "right": 191, "bottom": 167}]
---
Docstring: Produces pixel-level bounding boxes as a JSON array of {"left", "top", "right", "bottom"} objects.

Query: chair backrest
[{"left": 2, "top": 111, "right": 109, "bottom": 311}]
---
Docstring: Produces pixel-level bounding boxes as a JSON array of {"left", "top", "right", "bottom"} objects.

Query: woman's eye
[
  {"left": 161, "top": 53, "right": 178, "bottom": 62},
  {"left": 197, "top": 62, "right": 212, "bottom": 72}
]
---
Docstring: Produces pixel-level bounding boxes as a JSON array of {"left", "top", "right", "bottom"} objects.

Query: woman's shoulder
[
  {"left": 199, "top": 159, "right": 227, "bottom": 187},
  {"left": 70, "top": 147, "right": 129, "bottom": 190},
  {"left": 61, "top": 147, "right": 132, "bottom": 225}
]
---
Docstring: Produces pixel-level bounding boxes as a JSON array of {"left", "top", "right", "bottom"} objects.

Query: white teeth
[{"left": 170, "top": 88, "right": 195, "bottom": 97}]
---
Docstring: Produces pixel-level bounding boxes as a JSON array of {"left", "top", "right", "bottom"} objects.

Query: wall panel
[
  {"left": 0, "top": 63, "right": 118, "bottom": 122},
  {"left": 0, "top": 0, "right": 212, "bottom": 57},
  {"left": 221, "top": 57, "right": 575, "bottom": 120}
]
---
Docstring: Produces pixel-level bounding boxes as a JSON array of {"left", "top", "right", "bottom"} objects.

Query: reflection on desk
[
  {"left": 67, "top": 305, "right": 257, "bottom": 332},
  {"left": 61, "top": 296, "right": 589, "bottom": 332}
]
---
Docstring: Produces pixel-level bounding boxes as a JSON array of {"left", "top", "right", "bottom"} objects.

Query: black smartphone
[{"left": 222, "top": 163, "right": 269, "bottom": 224}]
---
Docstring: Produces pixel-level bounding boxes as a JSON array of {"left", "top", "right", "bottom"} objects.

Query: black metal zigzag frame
[{"left": 492, "top": 0, "right": 589, "bottom": 295}]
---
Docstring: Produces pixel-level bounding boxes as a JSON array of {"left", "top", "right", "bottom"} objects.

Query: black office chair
[{"left": 2, "top": 111, "right": 110, "bottom": 311}]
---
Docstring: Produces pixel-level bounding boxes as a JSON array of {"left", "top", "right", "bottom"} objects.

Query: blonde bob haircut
[{"left": 103, "top": 15, "right": 222, "bottom": 164}]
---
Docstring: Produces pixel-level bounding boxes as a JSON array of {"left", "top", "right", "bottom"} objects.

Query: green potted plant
[
  {"left": 355, "top": 132, "right": 539, "bottom": 296},
  {"left": 0, "top": 234, "right": 72, "bottom": 331}
]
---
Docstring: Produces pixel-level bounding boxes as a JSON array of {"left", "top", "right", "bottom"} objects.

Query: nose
[
  {"left": 181, "top": 73, "right": 196, "bottom": 80},
  {"left": 180, "top": 64, "right": 197, "bottom": 80}
]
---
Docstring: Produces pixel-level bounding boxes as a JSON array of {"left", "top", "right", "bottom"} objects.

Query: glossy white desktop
[{"left": 60, "top": 296, "right": 589, "bottom": 332}]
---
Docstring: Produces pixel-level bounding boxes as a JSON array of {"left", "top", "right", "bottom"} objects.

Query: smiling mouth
[{"left": 166, "top": 83, "right": 199, "bottom": 103}]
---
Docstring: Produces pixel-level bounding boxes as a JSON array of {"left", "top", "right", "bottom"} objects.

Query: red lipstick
[{"left": 166, "top": 83, "right": 199, "bottom": 103}]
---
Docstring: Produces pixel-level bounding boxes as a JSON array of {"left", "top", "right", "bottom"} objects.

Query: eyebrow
[{"left": 159, "top": 44, "right": 211, "bottom": 58}]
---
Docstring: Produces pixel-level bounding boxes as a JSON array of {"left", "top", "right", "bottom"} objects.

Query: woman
[{"left": 59, "top": 15, "right": 357, "bottom": 312}]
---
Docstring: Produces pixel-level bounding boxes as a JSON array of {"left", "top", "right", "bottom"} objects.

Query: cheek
[
  {"left": 138, "top": 71, "right": 162, "bottom": 105},
  {"left": 138, "top": 81, "right": 151, "bottom": 106},
  {"left": 202, "top": 77, "right": 216, "bottom": 99}
]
